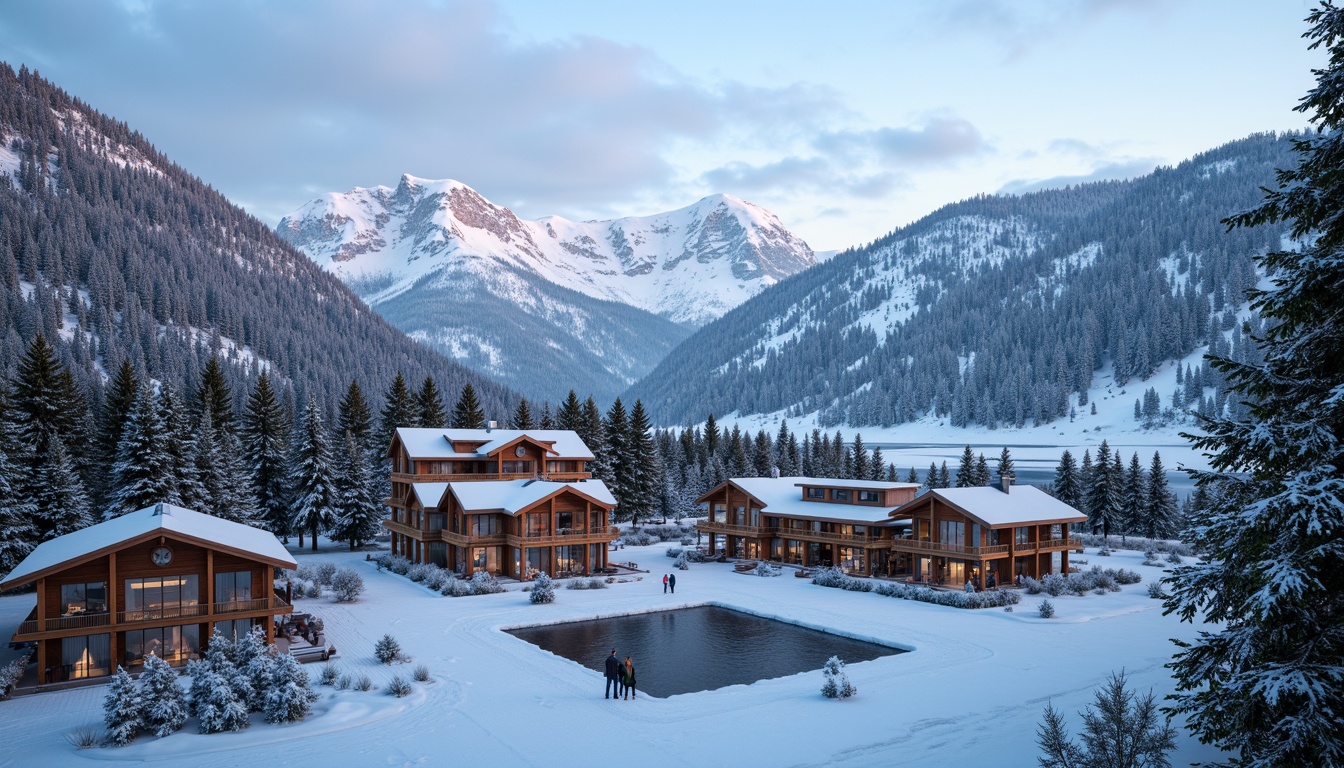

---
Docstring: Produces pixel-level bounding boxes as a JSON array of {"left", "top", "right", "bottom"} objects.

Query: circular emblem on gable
[
  {"left": 151, "top": 546, "right": 173, "bottom": 567},
  {"left": 515, "top": 445, "right": 527, "bottom": 457}
]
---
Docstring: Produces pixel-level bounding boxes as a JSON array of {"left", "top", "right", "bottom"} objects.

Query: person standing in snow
[
  {"left": 623, "top": 656, "right": 637, "bottom": 700},
  {"left": 662, "top": 573, "right": 668, "bottom": 593},
  {"left": 604, "top": 649, "right": 621, "bottom": 699},
  {"left": 669, "top": 572, "right": 676, "bottom": 593}
]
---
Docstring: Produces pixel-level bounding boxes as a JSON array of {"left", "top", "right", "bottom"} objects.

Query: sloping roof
[
  {"left": 915, "top": 485, "right": 1088, "bottom": 527},
  {"left": 712, "top": 477, "right": 906, "bottom": 524},
  {"left": 412, "top": 482, "right": 450, "bottom": 508},
  {"left": 394, "top": 428, "right": 594, "bottom": 460},
  {"left": 0, "top": 503, "right": 296, "bottom": 590},
  {"left": 445, "top": 479, "right": 617, "bottom": 515},
  {"left": 793, "top": 478, "right": 921, "bottom": 491}
]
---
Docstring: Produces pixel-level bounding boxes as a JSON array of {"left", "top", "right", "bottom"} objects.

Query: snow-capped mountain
[
  {"left": 277, "top": 176, "right": 815, "bottom": 326},
  {"left": 277, "top": 177, "right": 815, "bottom": 402}
]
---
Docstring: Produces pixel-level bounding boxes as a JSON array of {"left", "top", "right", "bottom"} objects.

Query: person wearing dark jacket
[
  {"left": 623, "top": 656, "right": 637, "bottom": 700},
  {"left": 669, "top": 572, "right": 676, "bottom": 593},
  {"left": 604, "top": 649, "right": 621, "bottom": 699}
]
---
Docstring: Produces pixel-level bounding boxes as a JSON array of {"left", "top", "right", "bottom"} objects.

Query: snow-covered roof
[
  {"left": 913, "top": 485, "right": 1087, "bottom": 527},
  {"left": 719, "top": 477, "right": 907, "bottom": 524},
  {"left": 394, "top": 428, "right": 594, "bottom": 460},
  {"left": 793, "top": 479, "right": 921, "bottom": 491},
  {"left": 412, "top": 482, "right": 450, "bottom": 508},
  {"left": 443, "top": 479, "right": 617, "bottom": 515},
  {"left": 0, "top": 503, "right": 297, "bottom": 589}
]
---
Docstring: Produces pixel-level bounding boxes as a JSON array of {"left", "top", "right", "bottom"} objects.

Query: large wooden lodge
[
  {"left": 0, "top": 503, "right": 295, "bottom": 688},
  {"left": 384, "top": 427, "right": 618, "bottom": 579},
  {"left": 697, "top": 475, "right": 1085, "bottom": 589}
]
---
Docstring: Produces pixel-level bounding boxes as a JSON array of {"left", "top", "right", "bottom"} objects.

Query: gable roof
[
  {"left": 700, "top": 477, "right": 909, "bottom": 524},
  {"left": 0, "top": 503, "right": 297, "bottom": 590},
  {"left": 444, "top": 478, "right": 616, "bottom": 516},
  {"left": 896, "top": 485, "right": 1087, "bottom": 527},
  {"left": 393, "top": 428, "right": 594, "bottom": 460}
]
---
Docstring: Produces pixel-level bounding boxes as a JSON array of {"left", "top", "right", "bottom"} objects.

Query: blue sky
[{"left": 0, "top": 0, "right": 1322, "bottom": 249}]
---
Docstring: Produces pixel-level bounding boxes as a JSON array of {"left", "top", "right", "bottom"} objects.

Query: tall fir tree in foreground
[
  {"left": 511, "top": 398, "right": 534, "bottom": 430},
  {"left": 289, "top": 397, "right": 336, "bottom": 550},
  {"left": 242, "top": 373, "right": 290, "bottom": 538},
  {"left": 604, "top": 398, "right": 632, "bottom": 519},
  {"left": 1166, "top": 7, "right": 1344, "bottom": 765},
  {"left": 32, "top": 435, "right": 92, "bottom": 536},
  {"left": 451, "top": 383, "right": 486, "bottom": 429},
  {"left": 1143, "top": 452, "right": 1176, "bottom": 539},
  {"left": 0, "top": 440, "right": 37, "bottom": 575},
  {"left": 956, "top": 445, "right": 976, "bottom": 487},
  {"left": 378, "top": 373, "right": 416, "bottom": 448},
  {"left": 337, "top": 380, "right": 375, "bottom": 457}
]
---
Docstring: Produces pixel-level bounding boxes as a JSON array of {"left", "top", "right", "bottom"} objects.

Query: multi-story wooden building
[
  {"left": 0, "top": 503, "right": 295, "bottom": 688},
  {"left": 384, "top": 427, "right": 618, "bottom": 579},
  {"left": 696, "top": 477, "right": 921, "bottom": 575},
  {"left": 888, "top": 478, "right": 1086, "bottom": 589}
]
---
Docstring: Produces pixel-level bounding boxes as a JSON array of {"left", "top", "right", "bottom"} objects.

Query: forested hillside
[
  {"left": 0, "top": 63, "right": 516, "bottom": 416},
  {"left": 628, "top": 134, "right": 1292, "bottom": 428}
]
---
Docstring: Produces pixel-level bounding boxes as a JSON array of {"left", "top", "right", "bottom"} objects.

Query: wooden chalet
[
  {"left": 696, "top": 477, "right": 921, "bottom": 575},
  {"left": 888, "top": 477, "right": 1086, "bottom": 589},
  {"left": 0, "top": 503, "right": 295, "bottom": 689},
  {"left": 384, "top": 427, "right": 618, "bottom": 579}
]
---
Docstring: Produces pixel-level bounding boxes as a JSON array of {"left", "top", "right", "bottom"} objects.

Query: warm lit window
[{"left": 60, "top": 582, "right": 107, "bottom": 616}]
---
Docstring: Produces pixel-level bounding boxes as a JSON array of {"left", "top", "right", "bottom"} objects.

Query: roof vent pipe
[
  {"left": 487, "top": 420, "right": 497, "bottom": 432},
  {"left": 1000, "top": 474, "right": 1014, "bottom": 494}
]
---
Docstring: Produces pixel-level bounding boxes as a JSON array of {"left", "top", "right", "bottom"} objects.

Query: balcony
[
  {"left": 773, "top": 528, "right": 889, "bottom": 546},
  {"left": 890, "top": 539, "right": 1012, "bottom": 557},
  {"left": 696, "top": 521, "right": 767, "bottom": 537},
  {"left": 508, "top": 525, "right": 619, "bottom": 547},
  {"left": 391, "top": 471, "right": 591, "bottom": 485},
  {"left": 14, "top": 596, "right": 291, "bottom": 638}
]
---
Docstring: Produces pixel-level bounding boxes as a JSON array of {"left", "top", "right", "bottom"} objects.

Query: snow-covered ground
[{"left": 0, "top": 540, "right": 1223, "bottom": 767}]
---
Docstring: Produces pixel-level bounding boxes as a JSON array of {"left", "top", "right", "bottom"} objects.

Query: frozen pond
[{"left": 505, "top": 605, "right": 905, "bottom": 698}]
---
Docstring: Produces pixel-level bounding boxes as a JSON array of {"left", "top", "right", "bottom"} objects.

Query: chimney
[
  {"left": 1000, "top": 474, "right": 1015, "bottom": 494},
  {"left": 486, "top": 420, "right": 497, "bottom": 433}
]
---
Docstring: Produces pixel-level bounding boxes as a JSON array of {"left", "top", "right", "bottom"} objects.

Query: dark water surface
[{"left": 506, "top": 605, "right": 906, "bottom": 698}]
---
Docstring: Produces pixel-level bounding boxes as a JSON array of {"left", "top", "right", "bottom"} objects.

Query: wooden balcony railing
[
  {"left": 509, "top": 526, "right": 619, "bottom": 546},
  {"left": 391, "top": 471, "right": 591, "bottom": 485},
  {"left": 696, "top": 521, "right": 766, "bottom": 537},
  {"left": 16, "top": 596, "right": 291, "bottom": 637},
  {"left": 891, "top": 539, "right": 1012, "bottom": 557},
  {"left": 774, "top": 528, "right": 890, "bottom": 545}
]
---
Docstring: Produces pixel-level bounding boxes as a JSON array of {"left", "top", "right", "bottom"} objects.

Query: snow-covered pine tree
[
  {"left": 538, "top": 402, "right": 556, "bottom": 430},
  {"left": 752, "top": 429, "right": 773, "bottom": 477},
  {"left": 558, "top": 390, "right": 583, "bottom": 432},
  {"left": 0, "top": 440, "right": 37, "bottom": 575},
  {"left": 193, "top": 357, "right": 236, "bottom": 437},
  {"left": 906, "top": 466, "right": 920, "bottom": 485},
  {"left": 529, "top": 571, "right": 556, "bottom": 604},
  {"left": 289, "top": 396, "right": 336, "bottom": 551},
  {"left": 869, "top": 445, "right": 885, "bottom": 481},
  {"left": 337, "top": 380, "right": 375, "bottom": 456},
  {"left": 377, "top": 373, "right": 416, "bottom": 449},
  {"left": 138, "top": 652, "right": 187, "bottom": 737},
  {"left": 374, "top": 634, "right": 402, "bottom": 665},
  {"left": 625, "top": 401, "right": 661, "bottom": 527},
  {"left": 1085, "top": 441, "right": 1120, "bottom": 537},
  {"left": 188, "top": 662, "right": 250, "bottom": 734},
  {"left": 234, "top": 626, "right": 271, "bottom": 712},
  {"left": 1143, "top": 452, "right": 1176, "bottom": 539},
  {"left": 1166, "top": 8, "right": 1344, "bottom": 764},
  {"left": 937, "top": 461, "right": 951, "bottom": 489},
  {"left": 1121, "top": 452, "right": 1145, "bottom": 541},
  {"left": 997, "top": 446, "right": 1014, "bottom": 483},
  {"left": 605, "top": 399, "right": 632, "bottom": 519},
  {"left": 242, "top": 372, "right": 291, "bottom": 539},
  {"left": 103, "top": 665, "right": 143, "bottom": 746},
  {"left": 1036, "top": 671, "right": 1175, "bottom": 768},
  {"left": 821, "top": 656, "right": 856, "bottom": 699},
  {"left": 333, "top": 431, "right": 382, "bottom": 550},
  {"left": 1052, "top": 450, "right": 1082, "bottom": 510},
  {"left": 263, "top": 651, "right": 317, "bottom": 724},
  {"left": 955, "top": 445, "right": 976, "bottom": 487},
  {"left": 511, "top": 398, "right": 534, "bottom": 430},
  {"left": 851, "top": 434, "right": 869, "bottom": 480},
  {"left": 450, "top": 383, "right": 485, "bottom": 429},
  {"left": 1079, "top": 449, "right": 1095, "bottom": 520},
  {"left": 33, "top": 435, "right": 92, "bottom": 537},
  {"left": 974, "top": 453, "right": 992, "bottom": 486},
  {"left": 93, "top": 359, "right": 139, "bottom": 508},
  {"left": 925, "top": 462, "right": 938, "bottom": 490},
  {"left": 157, "top": 382, "right": 196, "bottom": 507},
  {"left": 108, "top": 386, "right": 175, "bottom": 518},
  {"left": 415, "top": 376, "right": 446, "bottom": 428}
]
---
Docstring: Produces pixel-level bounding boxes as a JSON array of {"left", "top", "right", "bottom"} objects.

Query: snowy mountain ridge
[{"left": 277, "top": 175, "right": 815, "bottom": 326}]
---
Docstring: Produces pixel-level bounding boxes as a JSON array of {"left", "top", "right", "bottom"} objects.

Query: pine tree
[
  {"left": 378, "top": 373, "right": 416, "bottom": 448},
  {"left": 752, "top": 429, "right": 773, "bottom": 476},
  {"left": 450, "top": 384, "right": 485, "bottom": 429},
  {"left": 1121, "top": 452, "right": 1145, "bottom": 541},
  {"left": 906, "top": 466, "right": 920, "bottom": 485},
  {"left": 333, "top": 432, "right": 382, "bottom": 550},
  {"left": 529, "top": 571, "right": 556, "bottom": 604},
  {"left": 956, "top": 445, "right": 976, "bottom": 487},
  {"left": 263, "top": 651, "right": 317, "bottom": 724},
  {"left": 557, "top": 390, "right": 583, "bottom": 432},
  {"left": 997, "top": 446, "right": 1015, "bottom": 482},
  {"left": 138, "top": 652, "right": 187, "bottom": 737},
  {"left": 12, "top": 334, "right": 86, "bottom": 459},
  {"left": 0, "top": 441, "right": 37, "bottom": 575},
  {"left": 1079, "top": 449, "right": 1096, "bottom": 520},
  {"left": 31, "top": 435, "right": 92, "bottom": 537},
  {"left": 1165, "top": 10, "right": 1344, "bottom": 764},
  {"left": 604, "top": 399, "right": 632, "bottom": 519},
  {"left": 108, "top": 386, "right": 175, "bottom": 517},
  {"left": 538, "top": 401, "right": 555, "bottom": 430},
  {"left": 1143, "top": 452, "right": 1176, "bottom": 539},
  {"left": 1086, "top": 441, "right": 1120, "bottom": 537},
  {"left": 851, "top": 434, "right": 868, "bottom": 480},
  {"left": 1053, "top": 450, "right": 1082, "bottom": 510},
  {"left": 289, "top": 397, "right": 336, "bottom": 551},
  {"left": 582, "top": 397, "right": 612, "bottom": 483},
  {"left": 103, "top": 666, "right": 143, "bottom": 746},
  {"left": 869, "top": 445, "right": 885, "bottom": 481},
  {"left": 1036, "top": 671, "right": 1176, "bottom": 768},
  {"left": 94, "top": 359, "right": 139, "bottom": 506},
  {"left": 511, "top": 398, "right": 535, "bottom": 430},
  {"left": 625, "top": 401, "right": 661, "bottom": 527},
  {"left": 193, "top": 357, "right": 235, "bottom": 436},
  {"left": 242, "top": 373, "right": 290, "bottom": 538},
  {"left": 415, "top": 376, "right": 446, "bottom": 428},
  {"left": 926, "top": 462, "right": 939, "bottom": 489},
  {"left": 937, "top": 461, "right": 951, "bottom": 489},
  {"left": 158, "top": 382, "right": 197, "bottom": 507},
  {"left": 337, "top": 380, "right": 375, "bottom": 457},
  {"left": 974, "top": 453, "right": 992, "bottom": 486}
]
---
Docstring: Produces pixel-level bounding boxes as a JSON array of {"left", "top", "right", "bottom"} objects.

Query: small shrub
[
  {"left": 295, "top": 563, "right": 317, "bottom": 581},
  {"left": 413, "top": 664, "right": 431, "bottom": 683},
  {"left": 469, "top": 571, "right": 505, "bottom": 595},
  {"left": 821, "top": 656, "right": 856, "bottom": 699},
  {"left": 1115, "top": 568, "right": 1143, "bottom": 585},
  {"left": 1096, "top": 547, "right": 1112, "bottom": 556},
  {"left": 1147, "top": 582, "right": 1168, "bottom": 599},
  {"left": 441, "top": 577, "right": 472, "bottom": 597},
  {"left": 753, "top": 562, "right": 782, "bottom": 577},
  {"left": 386, "top": 675, "right": 413, "bottom": 698},
  {"left": 672, "top": 551, "right": 689, "bottom": 570},
  {"left": 665, "top": 546, "right": 683, "bottom": 558},
  {"left": 374, "top": 634, "right": 403, "bottom": 665},
  {"left": 530, "top": 572, "right": 556, "bottom": 604},
  {"left": 620, "top": 530, "right": 657, "bottom": 547},
  {"left": 318, "top": 664, "right": 340, "bottom": 686},
  {"left": 679, "top": 537, "right": 693, "bottom": 546},
  {"left": 565, "top": 577, "right": 607, "bottom": 590},
  {"left": 1022, "top": 576, "right": 1044, "bottom": 594},
  {"left": 0, "top": 651, "right": 29, "bottom": 697},
  {"left": 330, "top": 568, "right": 365, "bottom": 602},
  {"left": 315, "top": 562, "right": 338, "bottom": 585},
  {"left": 65, "top": 726, "right": 102, "bottom": 749},
  {"left": 305, "top": 581, "right": 322, "bottom": 599},
  {"left": 423, "top": 568, "right": 450, "bottom": 591},
  {"left": 1166, "top": 551, "right": 1183, "bottom": 565},
  {"left": 1039, "top": 599, "right": 1056, "bottom": 619},
  {"left": 354, "top": 675, "right": 373, "bottom": 691},
  {"left": 683, "top": 549, "right": 712, "bottom": 563},
  {"left": 335, "top": 674, "right": 351, "bottom": 690},
  {"left": 406, "top": 563, "right": 433, "bottom": 583}
]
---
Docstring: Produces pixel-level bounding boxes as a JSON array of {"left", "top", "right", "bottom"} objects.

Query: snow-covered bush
[
  {"left": 812, "top": 566, "right": 873, "bottom": 592},
  {"left": 372, "top": 553, "right": 413, "bottom": 576},
  {"left": 753, "top": 562, "right": 782, "bottom": 577},
  {"left": 469, "top": 570, "right": 505, "bottom": 595},
  {"left": 440, "top": 577, "right": 472, "bottom": 597},
  {"left": 1075, "top": 534, "right": 1192, "bottom": 557},
  {"left": 1096, "top": 547, "right": 1112, "bottom": 556},
  {"left": 683, "top": 549, "right": 712, "bottom": 563},
  {"left": 354, "top": 675, "right": 373, "bottom": 691},
  {"left": 330, "top": 567, "right": 364, "bottom": 602},
  {"left": 672, "top": 551, "right": 689, "bottom": 570},
  {"left": 318, "top": 663, "right": 340, "bottom": 686},
  {"left": 564, "top": 577, "right": 607, "bottom": 590},
  {"left": 1039, "top": 599, "right": 1056, "bottom": 619},
  {"left": 812, "top": 568, "right": 1020, "bottom": 609},
  {"left": 103, "top": 666, "right": 143, "bottom": 746},
  {"left": 620, "top": 523, "right": 696, "bottom": 546},
  {"left": 304, "top": 581, "right": 322, "bottom": 599},
  {"left": 386, "top": 675, "right": 413, "bottom": 698},
  {"left": 413, "top": 664, "right": 432, "bottom": 682},
  {"left": 406, "top": 563, "right": 433, "bottom": 583},
  {"left": 139, "top": 653, "right": 187, "bottom": 737},
  {"left": 314, "top": 562, "right": 338, "bottom": 586},
  {"left": 530, "top": 572, "right": 556, "bottom": 604},
  {"left": 665, "top": 547, "right": 683, "bottom": 558},
  {"left": 294, "top": 563, "right": 317, "bottom": 582},
  {"left": 1166, "top": 551, "right": 1183, "bottom": 565},
  {"left": 263, "top": 652, "right": 318, "bottom": 724},
  {"left": 679, "top": 537, "right": 693, "bottom": 546},
  {"left": 64, "top": 726, "right": 101, "bottom": 749},
  {"left": 335, "top": 674, "right": 351, "bottom": 690},
  {"left": 0, "top": 649, "right": 29, "bottom": 698},
  {"left": 821, "top": 656, "right": 856, "bottom": 699},
  {"left": 188, "top": 664, "right": 249, "bottom": 734},
  {"left": 423, "top": 568, "right": 450, "bottom": 591},
  {"left": 374, "top": 634, "right": 404, "bottom": 665},
  {"left": 1147, "top": 582, "right": 1168, "bottom": 599}
]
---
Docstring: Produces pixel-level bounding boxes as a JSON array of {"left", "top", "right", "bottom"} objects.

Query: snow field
[{"left": 0, "top": 540, "right": 1222, "bottom": 767}]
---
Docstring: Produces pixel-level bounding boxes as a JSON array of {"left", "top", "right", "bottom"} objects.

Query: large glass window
[
  {"left": 428, "top": 542, "right": 447, "bottom": 567},
  {"left": 712, "top": 504, "right": 727, "bottom": 523},
  {"left": 125, "top": 575, "right": 200, "bottom": 620},
  {"left": 60, "top": 582, "right": 107, "bottom": 616},
  {"left": 471, "top": 515, "right": 502, "bottom": 536},
  {"left": 805, "top": 488, "right": 825, "bottom": 499},
  {"left": 213, "top": 618, "right": 256, "bottom": 640},
  {"left": 832, "top": 489, "right": 851, "bottom": 502},
  {"left": 526, "top": 514, "right": 551, "bottom": 538},
  {"left": 939, "top": 520, "right": 965, "bottom": 546},
  {"left": 501, "top": 460, "right": 534, "bottom": 474},
  {"left": 214, "top": 571, "right": 252, "bottom": 607},
  {"left": 1015, "top": 526, "right": 1030, "bottom": 545},
  {"left": 124, "top": 624, "right": 200, "bottom": 667},
  {"left": 61, "top": 634, "right": 110, "bottom": 680},
  {"left": 858, "top": 490, "right": 880, "bottom": 503},
  {"left": 555, "top": 544, "right": 584, "bottom": 575},
  {"left": 526, "top": 547, "right": 551, "bottom": 577}
]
